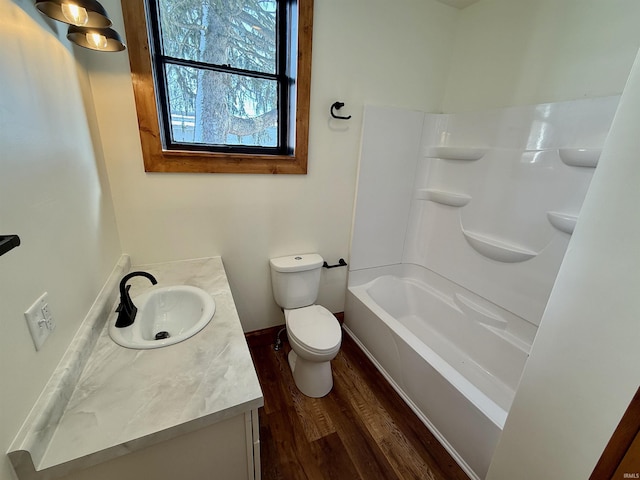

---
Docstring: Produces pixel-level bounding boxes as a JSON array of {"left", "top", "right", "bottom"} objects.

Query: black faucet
[{"left": 115, "top": 271, "right": 158, "bottom": 328}]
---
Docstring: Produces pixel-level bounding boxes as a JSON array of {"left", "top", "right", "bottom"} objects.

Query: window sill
[{"left": 143, "top": 149, "right": 308, "bottom": 174}]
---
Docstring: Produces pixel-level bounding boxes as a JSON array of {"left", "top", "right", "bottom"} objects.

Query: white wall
[
  {"left": 89, "top": 0, "right": 459, "bottom": 332},
  {"left": 0, "top": 1, "right": 122, "bottom": 479},
  {"left": 487, "top": 46, "right": 640, "bottom": 480},
  {"left": 443, "top": 0, "right": 640, "bottom": 112}
]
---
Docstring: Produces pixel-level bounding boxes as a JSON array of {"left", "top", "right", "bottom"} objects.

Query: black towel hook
[
  {"left": 330, "top": 101, "right": 351, "bottom": 120},
  {"left": 0, "top": 235, "right": 20, "bottom": 257}
]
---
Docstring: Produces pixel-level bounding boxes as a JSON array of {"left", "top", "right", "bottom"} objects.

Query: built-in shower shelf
[
  {"left": 547, "top": 212, "right": 578, "bottom": 234},
  {"left": 424, "top": 146, "right": 488, "bottom": 161},
  {"left": 416, "top": 189, "right": 471, "bottom": 207},
  {"left": 558, "top": 148, "right": 601, "bottom": 168},
  {"left": 462, "top": 230, "right": 537, "bottom": 263}
]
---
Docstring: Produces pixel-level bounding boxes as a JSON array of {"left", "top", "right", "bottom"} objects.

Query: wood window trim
[{"left": 121, "top": 0, "right": 313, "bottom": 174}]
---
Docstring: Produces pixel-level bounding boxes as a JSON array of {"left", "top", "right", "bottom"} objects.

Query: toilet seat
[{"left": 285, "top": 305, "right": 341, "bottom": 355}]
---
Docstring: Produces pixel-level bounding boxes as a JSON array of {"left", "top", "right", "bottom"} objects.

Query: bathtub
[{"left": 344, "top": 264, "right": 534, "bottom": 480}]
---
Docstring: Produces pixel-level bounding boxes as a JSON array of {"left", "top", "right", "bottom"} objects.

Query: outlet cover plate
[{"left": 25, "top": 292, "right": 55, "bottom": 351}]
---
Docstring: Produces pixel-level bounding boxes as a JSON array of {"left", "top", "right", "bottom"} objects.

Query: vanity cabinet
[{"left": 60, "top": 410, "right": 260, "bottom": 480}]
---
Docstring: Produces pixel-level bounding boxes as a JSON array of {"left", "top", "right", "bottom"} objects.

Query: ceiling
[{"left": 434, "top": 0, "right": 481, "bottom": 8}]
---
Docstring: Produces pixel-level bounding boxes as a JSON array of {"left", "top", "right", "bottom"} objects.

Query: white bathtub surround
[
  {"left": 346, "top": 97, "right": 619, "bottom": 479},
  {"left": 353, "top": 97, "right": 619, "bottom": 326},
  {"left": 350, "top": 107, "right": 426, "bottom": 271},
  {"left": 9, "top": 257, "right": 263, "bottom": 480}
]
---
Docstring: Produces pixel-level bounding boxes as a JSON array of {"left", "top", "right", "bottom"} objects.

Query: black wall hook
[
  {"left": 0, "top": 235, "right": 20, "bottom": 257},
  {"left": 330, "top": 102, "right": 351, "bottom": 120}
]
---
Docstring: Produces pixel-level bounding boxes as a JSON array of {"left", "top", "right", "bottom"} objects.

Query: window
[{"left": 121, "top": 0, "right": 312, "bottom": 174}]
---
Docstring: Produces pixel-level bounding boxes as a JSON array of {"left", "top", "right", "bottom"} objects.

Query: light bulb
[
  {"left": 86, "top": 32, "right": 108, "bottom": 50},
  {"left": 61, "top": 2, "right": 89, "bottom": 26}
]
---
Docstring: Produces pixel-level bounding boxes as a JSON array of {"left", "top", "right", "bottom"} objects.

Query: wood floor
[{"left": 247, "top": 327, "right": 470, "bottom": 480}]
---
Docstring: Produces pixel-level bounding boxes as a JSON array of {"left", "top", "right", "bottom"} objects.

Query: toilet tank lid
[{"left": 270, "top": 254, "right": 323, "bottom": 272}]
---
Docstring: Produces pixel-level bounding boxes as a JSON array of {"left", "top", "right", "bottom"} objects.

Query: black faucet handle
[{"left": 115, "top": 285, "right": 132, "bottom": 312}]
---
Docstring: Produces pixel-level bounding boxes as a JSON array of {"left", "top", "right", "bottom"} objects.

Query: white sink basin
[{"left": 109, "top": 285, "right": 215, "bottom": 349}]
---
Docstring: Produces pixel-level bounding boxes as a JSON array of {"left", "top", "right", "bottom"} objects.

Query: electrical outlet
[{"left": 25, "top": 292, "right": 56, "bottom": 351}]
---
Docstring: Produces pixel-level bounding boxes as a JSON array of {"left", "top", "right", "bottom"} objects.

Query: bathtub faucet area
[{"left": 115, "top": 271, "right": 158, "bottom": 328}]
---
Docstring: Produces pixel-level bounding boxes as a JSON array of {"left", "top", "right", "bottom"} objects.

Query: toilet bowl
[
  {"left": 285, "top": 305, "right": 342, "bottom": 397},
  {"left": 269, "top": 254, "right": 342, "bottom": 397}
]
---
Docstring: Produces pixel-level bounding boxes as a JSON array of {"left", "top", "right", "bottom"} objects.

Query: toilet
[{"left": 269, "top": 254, "right": 342, "bottom": 398}]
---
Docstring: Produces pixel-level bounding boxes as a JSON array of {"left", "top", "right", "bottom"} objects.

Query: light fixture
[
  {"left": 35, "top": 0, "right": 111, "bottom": 28},
  {"left": 85, "top": 30, "right": 107, "bottom": 49},
  {"left": 67, "top": 26, "right": 126, "bottom": 52},
  {"left": 60, "top": 2, "right": 88, "bottom": 25}
]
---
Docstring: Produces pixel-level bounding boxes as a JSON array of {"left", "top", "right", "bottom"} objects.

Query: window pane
[
  {"left": 157, "top": 0, "right": 277, "bottom": 75},
  {"left": 165, "top": 64, "right": 278, "bottom": 147}
]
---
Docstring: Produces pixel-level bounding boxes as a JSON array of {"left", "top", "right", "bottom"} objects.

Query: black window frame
[{"left": 146, "top": 0, "right": 291, "bottom": 156}]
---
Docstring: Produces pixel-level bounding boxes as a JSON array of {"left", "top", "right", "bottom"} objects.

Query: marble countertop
[{"left": 9, "top": 256, "right": 263, "bottom": 479}]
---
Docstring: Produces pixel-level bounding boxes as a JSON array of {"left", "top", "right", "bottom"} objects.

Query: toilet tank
[{"left": 270, "top": 254, "right": 323, "bottom": 309}]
